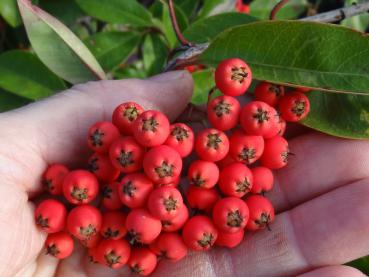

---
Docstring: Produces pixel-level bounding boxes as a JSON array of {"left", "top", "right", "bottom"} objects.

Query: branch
[
  {"left": 300, "top": 2, "right": 369, "bottom": 22},
  {"left": 166, "top": 2, "right": 369, "bottom": 70},
  {"left": 168, "top": 0, "right": 191, "bottom": 46}
]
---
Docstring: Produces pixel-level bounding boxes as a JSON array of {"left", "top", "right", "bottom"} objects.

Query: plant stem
[
  {"left": 168, "top": 0, "right": 191, "bottom": 47},
  {"left": 300, "top": 2, "right": 369, "bottom": 23},
  {"left": 270, "top": 0, "right": 290, "bottom": 20}
]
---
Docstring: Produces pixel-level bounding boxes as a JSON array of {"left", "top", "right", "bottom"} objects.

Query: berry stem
[
  {"left": 168, "top": 0, "right": 191, "bottom": 47},
  {"left": 269, "top": 0, "right": 290, "bottom": 20}
]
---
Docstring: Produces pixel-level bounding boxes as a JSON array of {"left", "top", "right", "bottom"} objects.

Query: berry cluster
[{"left": 34, "top": 58, "right": 310, "bottom": 275}]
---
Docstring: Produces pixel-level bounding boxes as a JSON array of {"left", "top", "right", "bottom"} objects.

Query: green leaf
[
  {"left": 249, "top": 0, "right": 307, "bottom": 19},
  {"left": 142, "top": 33, "right": 168, "bottom": 76},
  {"left": 0, "top": 89, "right": 31, "bottom": 112},
  {"left": 191, "top": 69, "right": 215, "bottom": 105},
  {"left": 347, "top": 256, "right": 369, "bottom": 275},
  {"left": 18, "top": 0, "right": 106, "bottom": 84},
  {"left": 85, "top": 32, "right": 141, "bottom": 72},
  {"left": 38, "top": 0, "right": 85, "bottom": 27},
  {"left": 113, "top": 60, "right": 147, "bottom": 79},
  {"left": 0, "top": 50, "right": 66, "bottom": 100},
  {"left": 183, "top": 12, "right": 258, "bottom": 43},
  {"left": 75, "top": 0, "right": 152, "bottom": 27},
  {"left": 162, "top": 3, "right": 188, "bottom": 48},
  {"left": 302, "top": 92, "right": 369, "bottom": 139},
  {"left": 0, "top": 0, "right": 22, "bottom": 27},
  {"left": 201, "top": 21, "right": 369, "bottom": 94},
  {"left": 176, "top": 0, "right": 198, "bottom": 18},
  {"left": 198, "top": 0, "right": 235, "bottom": 19}
]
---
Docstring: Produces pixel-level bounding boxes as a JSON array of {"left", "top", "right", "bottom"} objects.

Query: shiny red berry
[
  {"left": 215, "top": 58, "right": 252, "bottom": 96},
  {"left": 207, "top": 95, "right": 241, "bottom": 131},
  {"left": 112, "top": 102, "right": 144, "bottom": 134}
]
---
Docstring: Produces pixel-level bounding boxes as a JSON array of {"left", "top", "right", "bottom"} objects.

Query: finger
[
  {"left": 153, "top": 178, "right": 369, "bottom": 277},
  {"left": 297, "top": 265, "right": 366, "bottom": 277},
  {"left": 267, "top": 132, "right": 369, "bottom": 212},
  {"left": 0, "top": 71, "right": 193, "bottom": 194}
]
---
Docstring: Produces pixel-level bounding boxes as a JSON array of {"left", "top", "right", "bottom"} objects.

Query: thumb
[{"left": 0, "top": 70, "right": 193, "bottom": 168}]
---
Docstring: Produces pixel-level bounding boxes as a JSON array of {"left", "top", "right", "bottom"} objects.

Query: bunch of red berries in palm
[{"left": 34, "top": 57, "right": 310, "bottom": 275}]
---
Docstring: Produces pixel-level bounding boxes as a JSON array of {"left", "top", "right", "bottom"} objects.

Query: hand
[{"left": 0, "top": 71, "right": 367, "bottom": 277}]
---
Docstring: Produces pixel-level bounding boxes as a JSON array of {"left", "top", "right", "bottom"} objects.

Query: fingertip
[{"left": 143, "top": 70, "right": 194, "bottom": 121}]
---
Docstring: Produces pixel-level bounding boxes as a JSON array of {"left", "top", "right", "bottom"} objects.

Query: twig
[
  {"left": 168, "top": 0, "right": 191, "bottom": 46},
  {"left": 166, "top": 2, "right": 369, "bottom": 70},
  {"left": 300, "top": 2, "right": 369, "bottom": 22},
  {"left": 270, "top": 0, "right": 290, "bottom": 20},
  {"left": 165, "top": 43, "right": 209, "bottom": 71}
]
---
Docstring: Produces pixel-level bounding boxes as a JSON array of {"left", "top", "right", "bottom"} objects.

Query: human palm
[{"left": 0, "top": 71, "right": 367, "bottom": 277}]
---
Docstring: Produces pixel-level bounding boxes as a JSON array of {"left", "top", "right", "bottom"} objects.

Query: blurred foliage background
[{"left": 0, "top": 0, "right": 369, "bottom": 272}]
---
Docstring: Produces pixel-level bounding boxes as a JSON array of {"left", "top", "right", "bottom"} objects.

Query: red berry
[
  {"left": 35, "top": 199, "right": 66, "bottom": 233},
  {"left": 88, "top": 247, "right": 99, "bottom": 263},
  {"left": 216, "top": 154, "right": 236, "bottom": 170},
  {"left": 215, "top": 58, "right": 252, "bottom": 96},
  {"left": 236, "top": 0, "right": 250, "bottom": 13},
  {"left": 215, "top": 229, "right": 244, "bottom": 248},
  {"left": 164, "top": 123, "right": 194, "bottom": 158},
  {"left": 229, "top": 129, "right": 264, "bottom": 165},
  {"left": 254, "top": 82, "right": 285, "bottom": 107},
  {"left": 148, "top": 187, "right": 183, "bottom": 221},
  {"left": 277, "top": 114, "right": 287, "bottom": 136},
  {"left": 250, "top": 167, "right": 274, "bottom": 194},
  {"left": 182, "top": 215, "right": 218, "bottom": 251},
  {"left": 143, "top": 145, "right": 182, "bottom": 185},
  {"left": 126, "top": 209, "right": 162, "bottom": 244},
  {"left": 240, "top": 101, "right": 279, "bottom": 138},
  {"left": 67, "top": 205, "right": 102, "bottom": 240},
  {"left": 187, "top": 186, "right": 220, "bottom": 213},
  {"left": 128, "top": 248, "right": 157, "bottom": 276},
  {"left": 161, "top": 205, "right": 189, "bottom": 232},
  {"left": 100, "top": 211, "right": 127, "bottom": 240},
  {"left": 245, "top": 195, "right": 275, "bottom": 231},
  {"left": 195, "top": 128, "right": 229, "bottom": 162},
  {"left": 45, "top": 232, "right": 74, "bottom": 259},
  {"left": 109, "top": 136, "right": 145, "bottom": 173},
  {"left": 133, "top": 110, "right": 170, "bottom": 147},
  {"left": 155, "top": 175, "right": 180, "bottom": 188},
  {"left": 42, "top": 164, "right": 69, "bottom": 195},
  {"left": 278, "top": 91, "right": 310, "bottom": 122},
  {"left": 87, "top": 153, "right": 120, "bottom": 183},
  {"left": 212, "top": 197, "right": 249, "bottom": 233},
  {"left": 218, "top": 162, "right": 253, "bottom": 197},
  {"left": 96, "top": 239, "right": 131, "bottom": 269},
  {"left": 101, "top": 182, "right": 124, "bottom": 211},
  {"left": 80, "top": 233, "right": 102, "bottom": 248},
  {"left": 188, "top": 160, "right": 219, "bottom": 189},
  {"left": 260, "top": 136, "right": 289, "bottom": 169},
  {"left": 296, "top": 87, "right": 311, "bottom": 93},
  {"left": 87, "top": 121, "right": 120, "bottom": 154},
  {"left": 62, "top": 170, "right": 99, "bottom": 205},
  {"left": 112, "top": 102, "right": 144, "bottom": 134},
  {"left": 207, "top": 95, "right": 241, "bottom": 131},
  {"left": 150, "top": 233, "right": 187, "bottom": 262},
  {"left": 118, "top": 173, "right": 154, "bottom": 209}
]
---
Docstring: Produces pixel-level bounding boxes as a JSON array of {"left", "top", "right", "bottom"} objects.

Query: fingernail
[{"left": 149, "top": 70, "right": 187, "bottom": 83}]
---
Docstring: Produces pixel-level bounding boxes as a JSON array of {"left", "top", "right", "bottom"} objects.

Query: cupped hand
[{"left": 0, "top": 71, "right": 367, "bottom": 277}]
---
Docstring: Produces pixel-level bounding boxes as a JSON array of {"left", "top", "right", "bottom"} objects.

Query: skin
[{"left": 0, "top": 70, "right": 367, "bottom": 277}]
